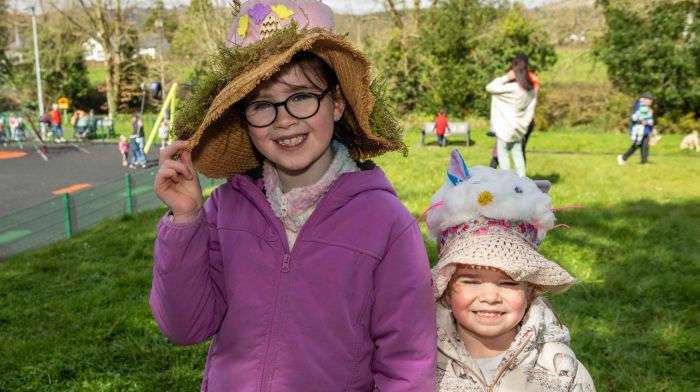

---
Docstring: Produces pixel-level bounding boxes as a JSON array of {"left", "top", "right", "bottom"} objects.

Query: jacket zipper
[
  {"left": 254, "top": 175, "right": 345, "bottom": 391},
  {"left": 486, "top": 330, "right": 534, "bottom": 391},
  {"left": 258, "top": 252, "right": 290, "bottom": 391}
]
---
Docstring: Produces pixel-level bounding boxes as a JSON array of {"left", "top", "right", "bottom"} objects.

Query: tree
[
  {"left": 597, "top": 1, "right": 700, "bottom": 118},
  {"left": 0, "top": 0, "right": 12, "bottom": 86},
  {"left": 171, "top": 0, "right": 227, "bottom": 59},
  {"left": 144, "top": 0, "right": 178, "bottom": 43},
  {"left": 118, "top": 27, "right": 148, "bottom": 111},
  {"left": 368, "top": 0, "right": 556, "bottom": 116},
  {"left": 6, "top": 10, "right": 92, "bottom": 111},
  {"left": 48, "top": 0, "right": 130, "bottom": 120}
]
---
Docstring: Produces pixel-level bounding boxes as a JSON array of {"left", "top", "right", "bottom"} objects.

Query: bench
[{"left": 422, "top": 122, "right": 470, "bottom": 146}]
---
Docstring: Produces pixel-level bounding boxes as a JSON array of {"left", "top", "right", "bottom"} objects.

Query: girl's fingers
[
  {"left": 178, "top": 149, "right": 197, "bottom": 180},
  {"left": 159, "top": 159, "right": 192, "bottom": 181},
  {"left": 158, "top": 167, "right": 181, "bottom": 184},
  {"left": 159, "top": 140, "right": 188, "bottom": 165}
]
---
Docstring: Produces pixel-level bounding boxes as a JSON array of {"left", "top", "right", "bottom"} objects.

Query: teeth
[
  {"left": 276, "top": 135, "right": 306, "bottom": 146},
  {"left": 475, "top": 312, "right": 501, "bottom": 317}
]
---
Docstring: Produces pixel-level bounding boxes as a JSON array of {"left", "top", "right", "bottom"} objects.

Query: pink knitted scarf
[{"left": 263, "top": 141, "right": 359, "bottom": 233}]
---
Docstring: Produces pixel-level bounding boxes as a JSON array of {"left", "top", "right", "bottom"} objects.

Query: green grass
[
  {"left": 540, "top": 47, "right": 609, "bottom": 85},
  {"left": 87, "top": 65, "right": 107, "bottom": 87},
  {"left": 1, "top": 130, "right": 699, "bottom": 390}
]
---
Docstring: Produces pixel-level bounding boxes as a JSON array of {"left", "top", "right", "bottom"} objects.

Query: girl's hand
[
  {"left": 505, "top": 70, "right": 516, "bottom": 81},
  {"left": 155, "top": 140, "right": 203, "bottom": 222}
]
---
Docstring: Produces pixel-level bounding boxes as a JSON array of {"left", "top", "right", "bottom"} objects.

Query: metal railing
[{"left": 0, "top": 168, "right": 223, "bottom": 259}]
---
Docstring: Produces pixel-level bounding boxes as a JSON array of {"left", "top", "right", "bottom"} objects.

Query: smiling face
[
  {"left": 244, "top": 59, "right": 346, "bottom": 190},
  {"left": 447, "top": 266, "right": 529, "bottom": 356}
]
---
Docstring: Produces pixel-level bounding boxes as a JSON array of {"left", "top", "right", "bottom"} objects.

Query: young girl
[
  {"left": 426, "top": 149, "right": 596, "bottom": 391},
  {"left": 150, "top": 1, "right": 436, "bottom": 390},
  {"left": 486, "top": 53, "right": 537, "bottom": 178},
  {"left": 118, "top": 134, "right": 129, "bottom": 166},
  {"left": 158, "top": 117, "right": 170, "bottom": 150}
]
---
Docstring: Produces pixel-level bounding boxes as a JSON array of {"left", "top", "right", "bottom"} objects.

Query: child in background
[
  {"left": 150, "top": 1, "right": 436, "bottom": 390},
  {"left": 426, "top": 149, "right": 595, "bottom": 391},
  {"left": 118, "top": 134, "right": 129, "bottom": 167},
  {"left": 432, "top": 109, "right": 452, "bottom": 147},
  {"left": 158, "top": 118, "right": 170, "bottom": 150}
]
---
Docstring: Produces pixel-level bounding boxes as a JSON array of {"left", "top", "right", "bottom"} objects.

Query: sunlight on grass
[{"left": 1, "top": 129, "right": 699, "bottom": 390}]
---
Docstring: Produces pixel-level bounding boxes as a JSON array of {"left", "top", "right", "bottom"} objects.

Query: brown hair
[
  {"left": 510, "top": 53, "right": 534, "bottom": 92},
  {"left": 244, "top": 51, "right": 364, "bottom": 158}
]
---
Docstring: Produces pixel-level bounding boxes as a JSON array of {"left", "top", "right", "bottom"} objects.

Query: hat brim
[
  {"left": 432, "top": 233, "right": 575, "bottom": 299},
  {"left": 179, "top": 29, "right": 403, "bottom": 178}
]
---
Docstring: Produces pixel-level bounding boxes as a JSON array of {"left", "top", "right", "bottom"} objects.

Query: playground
[{"left": 0, "top": 141, "right": 160, "bottom": 215}]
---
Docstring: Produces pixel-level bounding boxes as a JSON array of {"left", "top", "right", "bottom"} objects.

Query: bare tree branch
[
  {"left": 413, "top": 0, "right": 420, "bottom": 32},
  {"left": 383, "top": 0, "right": 404, "bottom": 29}
]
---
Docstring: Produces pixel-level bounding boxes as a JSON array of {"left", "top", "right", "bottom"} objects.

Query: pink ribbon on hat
[{"left": 417, "top": 201, "right": 445, "bottom": 231}]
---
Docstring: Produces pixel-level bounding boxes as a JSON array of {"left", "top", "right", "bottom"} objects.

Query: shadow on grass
[
  {"left": 1, "top": 201, "right": 698, "bottom": 390},
  {"left": 528, "top": 172, "right": 561, "bottom": 184},
  {"left": 542, "top": 199, "right": 700, "bottom": 391},
  {"left": 420, "top": 137, "right": 477, "bottom": 147}
]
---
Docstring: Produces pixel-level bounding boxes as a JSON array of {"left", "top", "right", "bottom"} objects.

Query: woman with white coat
[{"left": 486, "top": 54, "right": 537, "bottom": 177}]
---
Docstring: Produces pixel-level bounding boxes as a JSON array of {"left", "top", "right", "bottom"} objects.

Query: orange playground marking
[
  {"left": 0, "top": 151, "right": 28, "bottom": 159},
  {"left": 52, "top": 183, "right": 93, "bottom": 195}
]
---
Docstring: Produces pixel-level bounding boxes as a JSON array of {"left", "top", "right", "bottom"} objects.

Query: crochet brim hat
[
  {"left": 174, "top": 1, "right": 404, "bottom": 178},
  {"left": 432, "top": 219, "right": 576, "bottom": 299}
]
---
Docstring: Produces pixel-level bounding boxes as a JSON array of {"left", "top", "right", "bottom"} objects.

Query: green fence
[{"left": 0, "top": 168, "right": 223, "bottom": 259}]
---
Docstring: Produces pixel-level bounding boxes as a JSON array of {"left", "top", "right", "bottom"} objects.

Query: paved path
[{"left": 0, "top": 141, "right": 161, "bottom": 216}]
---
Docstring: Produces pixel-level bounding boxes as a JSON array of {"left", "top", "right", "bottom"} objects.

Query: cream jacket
[
  {"left": 486, "top": 76, "right": 537, "bottom": 142},
  {"left": 436, "top": 298, "right": 596, "bottom": 392}
]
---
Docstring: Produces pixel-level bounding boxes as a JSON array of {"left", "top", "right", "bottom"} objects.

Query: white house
[
  {"left": 83, "top": 38, "right": 106, "bottom": 62},
  {"left": 83, "top": 34, "right": 166, "bottom": 62}
]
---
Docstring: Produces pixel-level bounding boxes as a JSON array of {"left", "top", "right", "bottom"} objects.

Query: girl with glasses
[{"left": 150, "top": 1, "right": 436, "bottom": 391}]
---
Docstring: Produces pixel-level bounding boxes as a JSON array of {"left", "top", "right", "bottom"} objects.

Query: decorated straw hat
[
  {"left": 175, "top": 0, "right": 405, "bottom": 178},
  {"left": 426, "top": 149, "right": 576, "bottom": 299}
]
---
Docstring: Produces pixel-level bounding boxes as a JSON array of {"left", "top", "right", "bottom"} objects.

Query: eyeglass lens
[{"left": 244, "top": 90, "right": 327, "bottom": 127}]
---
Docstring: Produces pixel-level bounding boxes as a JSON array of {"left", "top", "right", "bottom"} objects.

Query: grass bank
[{"left": 1, "top": 130, "right": 698, "bottom": 390}]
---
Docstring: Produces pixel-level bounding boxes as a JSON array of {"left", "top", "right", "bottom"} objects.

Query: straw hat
[
  {"left": 427, "top": 150, "right": 576, "bottom": 299},
  {"left": 174, "top": 0, "right": 405, "bottom": 178}
]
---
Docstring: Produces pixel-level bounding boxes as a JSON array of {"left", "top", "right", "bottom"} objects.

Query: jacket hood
[
  {"left": 229, "top": 163, "right": 397, "bottom": 215},
  {"left": 437, "top": 297, "right": 570, "bottom": 369}
]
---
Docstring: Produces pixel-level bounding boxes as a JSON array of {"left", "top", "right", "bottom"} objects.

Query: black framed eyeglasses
[{"left": 243, "top": 88, "right": 332, "bottom": 128}]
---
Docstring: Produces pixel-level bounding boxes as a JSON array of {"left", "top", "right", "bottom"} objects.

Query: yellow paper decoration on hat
[
  {"left": 271, "top": 5, "right": 294, "bottom": 20},
  {"left": 237, "top": 14, "right": 249, "bottom": 38}
]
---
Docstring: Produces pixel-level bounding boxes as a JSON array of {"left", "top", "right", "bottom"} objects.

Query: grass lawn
[
  {"left": 1, "top": 129, "right": 699, "bottom": 391},
  {"left": 540, "top": 47, "right": 608, "bottom": 85}
]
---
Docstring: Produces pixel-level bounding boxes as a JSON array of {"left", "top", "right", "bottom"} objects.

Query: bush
[{"left": 657, "top": 112, "right": 700, "bottom": 135}]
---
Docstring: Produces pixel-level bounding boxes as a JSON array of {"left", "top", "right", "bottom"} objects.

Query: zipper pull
[
  {"left": 280, "top": 197, "right": 288, "bottom": 217},
  {"left": 282, "top": 254, "right": 290, "bottom": 273}
]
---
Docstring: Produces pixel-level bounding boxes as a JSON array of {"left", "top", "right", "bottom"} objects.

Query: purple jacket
[{"left": 150, "top": 166, "right": 437, "bottom": 391}]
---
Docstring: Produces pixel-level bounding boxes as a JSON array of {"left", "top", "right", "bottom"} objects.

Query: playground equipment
[{"left": 144, "top": 83, "right": 178, "bottom": 155}]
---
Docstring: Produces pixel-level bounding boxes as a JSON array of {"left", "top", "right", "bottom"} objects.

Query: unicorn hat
[{"left": 428, "top": 149, "right": 576, "bottom": 299}]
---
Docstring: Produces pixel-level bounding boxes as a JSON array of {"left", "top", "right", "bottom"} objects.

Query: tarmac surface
[{"left": 0, "top": 140, "right": 161, "bottom": 216}]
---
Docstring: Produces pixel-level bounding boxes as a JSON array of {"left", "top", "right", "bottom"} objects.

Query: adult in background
[
  {"left": 617, "top": 92, "right": 655, "bottom": 165},
  {"left": 486, "top": 54, "right": 537, "bottom": 177},
  {"left": 87, "top": 109, "right": 98, "bottom": 138},
  {"left": 489, "top": 65, "right": 540, "bottom": 169},
  {"left": 431, "top": 109, "right": 452, "bottom": 147},
  {"left": 129, "top": 112, "right": 147, "bottom": 168}
]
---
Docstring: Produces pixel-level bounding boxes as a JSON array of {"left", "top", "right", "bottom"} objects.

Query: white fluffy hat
[{"left": 428, "top": 149, "right": 576, "bottom": 299}]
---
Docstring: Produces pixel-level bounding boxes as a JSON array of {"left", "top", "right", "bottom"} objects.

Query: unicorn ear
[
  {"left": 534, "top": 180, "right": 552, "bottom": 194},
  {"left": 447, "top": 148, "right": 470, "bottom": 186}
]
